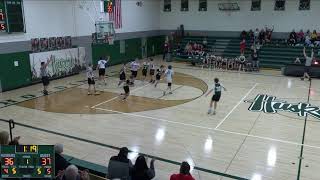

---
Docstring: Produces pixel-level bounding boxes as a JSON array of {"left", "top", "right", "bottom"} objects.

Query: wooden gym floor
[{"left": 1, "top": 56, "right": 320, "bottom": 180}]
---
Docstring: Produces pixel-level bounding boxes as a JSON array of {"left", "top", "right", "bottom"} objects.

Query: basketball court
[{"left": 1, "top": 57, "right": 319, "bottom": 180}]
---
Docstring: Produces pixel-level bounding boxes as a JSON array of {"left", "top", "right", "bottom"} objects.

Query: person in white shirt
[
  {"left": 149, "top": 58, "right": 156, "bottom": 83},
  {"left": 86, "top": 64, "right": 97, "bottom": 95},
  {"left": 97, "top": 56, "right": 109, "bottom": 85},
  {"left": 142, "top": 59, "right": 150, "bottom": 82},
  {"left": 163, "top": 65, "right": 174, "bottom": 95},
  {"left": 301, "top": 47, "right": 314, "bottom": 81},
  {"left": 130, "top": 59, "right": 140, "bottom": 85},
  {"left": 238, "top": 54, "right": 246, "bottom": 71}
]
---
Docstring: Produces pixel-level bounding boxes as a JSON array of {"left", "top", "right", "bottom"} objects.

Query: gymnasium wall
[
  {"left": 159, "top": 0, "right": 320, "bottom": 33},
  {"left": 0, "top": 51, "right": 31, "bottom": 91},
  {"left": 92, "top": 35, "right": 165, "bottom": 66}
]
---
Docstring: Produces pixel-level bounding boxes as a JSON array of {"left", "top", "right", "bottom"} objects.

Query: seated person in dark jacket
[
  {"left": 55, "top": 143, "right": 70, "bottom": 175},
  {"left": 131, "top": 155, "right": 155, "bottom": 180},
  {"left": 107, "top": 147, "right": 133, "bottom": 180}
]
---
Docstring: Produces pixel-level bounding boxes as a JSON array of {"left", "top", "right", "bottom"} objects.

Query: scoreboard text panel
[{"left": 1, "top": 145, "right": 55, "bottom": 178}]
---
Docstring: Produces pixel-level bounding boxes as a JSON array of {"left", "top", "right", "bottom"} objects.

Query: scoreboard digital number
[
  {"left": 0, "top": 145, "right": 55, "bottom": 178},
  {"left": 0, "top": 0, "right": 6, "bottom": 32}
]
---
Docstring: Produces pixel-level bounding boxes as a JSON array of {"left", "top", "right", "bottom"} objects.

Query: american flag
[{"left": 108, "top": 0, "right": 122, "bottom": 29}]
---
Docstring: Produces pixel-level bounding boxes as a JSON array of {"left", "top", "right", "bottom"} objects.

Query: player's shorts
[
  {"left": 212, "top": 94, "right": 221, "bottom": 102},
  {"left": 150, "top": 69, "right": 155, "bottom": 75},
  {"left": 156, "top": 75, "right": 161, "bottom": 80},
  {"left": 124, "top": 86, "right": 130, "bottom": 94},
  {"left": 42, "top": 76, "right": 50, "bottom": 86},
  {"left": 168, "top": 83, "right": 172, "bottom": 87},
  {"left": 304, "top": 66, "right": 311, "bottom": 73},
  {"left": 99, "top": 68, "right": 106, "bottom": 76},
  {"left": 120, "top": 72, "right": 126, "bottom": 80},
  {"left": 131, "top": 70, "right": 138, "bottom": 78},
  {"left": 88, "top": 78, "right": 95, "bottom": 85},
  {"left": 142, "top": 69, "right": 148, "bottom": 76}
]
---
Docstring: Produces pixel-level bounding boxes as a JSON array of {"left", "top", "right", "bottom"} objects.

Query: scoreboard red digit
[
  {"left": 0, "top": 4, "right": 6, "bottom": 32},
  {"left": 0, "top": 145, "right": 55, "bottom": 178}
]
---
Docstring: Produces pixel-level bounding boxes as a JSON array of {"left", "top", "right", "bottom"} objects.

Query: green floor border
[{"left": 0, "top": 118, "right": 248, "bottom": 180}]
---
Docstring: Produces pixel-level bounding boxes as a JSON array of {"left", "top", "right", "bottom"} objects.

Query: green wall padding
[
  {"left": 92, "top": 36, "right": 165, "bottom": 66},
  {"left": 0, "top": 51, "right": 31, "bottom": 91}
]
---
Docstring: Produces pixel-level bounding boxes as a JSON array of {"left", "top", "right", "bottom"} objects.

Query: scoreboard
[
  {"left": 0, "top": 0, "right": 25, "bottom": 33},
  {"left": 0, "top": 0, "right": 6, "bottom": 32},
  {"left": 0, "top": 145, "right": 55, "bottom": 178}
]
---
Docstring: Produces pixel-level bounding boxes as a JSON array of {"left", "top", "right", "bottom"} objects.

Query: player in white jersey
[
  {"left": 163, "top": 65, "right": 174, "bottom": 95},
  {"left": 142, "top": 59, "right": 150, "bottom": 82},
  {"left": 301, "top": 47, "right": 314, "bottom": 81},
  {"left": 87, "top": 64, "right": 97, "bottom": 95},
  {"left": 205, "top": 78, "right": 227, "bottom": 115},
  {"left": 97, "top": 56, "right": 109, "bottom": 85},
  {"left": 149, "top": 58, "right": 156, "bottom": 83},
  {"left": 130, "top": 59, "right": 140, "bottom": 86}
]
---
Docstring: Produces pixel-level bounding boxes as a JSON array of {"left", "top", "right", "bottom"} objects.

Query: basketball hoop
[{"left": 95, "top": 21, "right": 115, "bottom": 44}]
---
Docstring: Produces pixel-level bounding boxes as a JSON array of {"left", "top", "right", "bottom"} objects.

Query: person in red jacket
[
  {"left": 170, "top": 161, "right": 195, "bottom": 180},
  {"left": 240, "top": 39, "right": 246, "bottom": 55}
]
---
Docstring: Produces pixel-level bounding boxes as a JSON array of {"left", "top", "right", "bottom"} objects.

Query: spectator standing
[
  {"left": 240, "top": 30, "right": 247, "bottom": 40},
  {"left": 107, "top": 147, "right": 133, "bottom": 180},
  {"left": 259, "top": 29, "right": 266, "bottom": 45},
  {"left": 170, "top": 162, "right": 195, "bottom": 180},
  {"left": 288, "top": 30, "right": 297, "bottom": 46},
  {"left": 240, "top": 39, "right": 246, "bottom": 55},
  {"left": 131, "top": 155, "right": 155, "bottom": 180},
  {"left": 254, "top": 28, "right": 259, "bottom": 43},
  {"left": 163, "top": 41, "right": 169, "bottom": 60}
]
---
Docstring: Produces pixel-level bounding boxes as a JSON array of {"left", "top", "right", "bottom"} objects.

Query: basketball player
[
  {"left": 301, "top": 47, "right": 314, "bottom": 81},
  {"left": 142, "top": 59, "right": 150, "bottom": 82},
  {"left": 118, "top": 63, "right": 127, "bottom": 86},
  {"left": 130, "top": 59, "right": 140, "bottom": 85},
  {"left": 163, "top": 65, "right": 174, "bottom": 95},
  {"left": 149, "top": 58, "right": 156, "bottom": 83},
  {"left": 40, "top": 59, "right": 52, "bottom": 95},
  {"left": 121, "top": 80, "right": 130, "bottom": 100},
  {"left": 87, "top": 64, "right": 97, "bottom": 95},
  {"left": 205, "top": 78, "right": 227, "bottom": 115},
  {"left": 154, "top": 69, "right": 162, "bottom": 88},
  {"left": 97, "top": 56, "right": 109, "bottom": 85},
  {"left": 238, "top": 54, "right": 246, "bottom": 71}
]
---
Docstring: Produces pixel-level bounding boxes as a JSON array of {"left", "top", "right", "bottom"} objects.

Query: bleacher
[{"left": 173, "top": 36, "right": 319, "bottom": 69}]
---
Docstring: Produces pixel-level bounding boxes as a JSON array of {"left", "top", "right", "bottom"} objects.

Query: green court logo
[{"left": 248, "top": 94, "right": 320, "bottom": 119}]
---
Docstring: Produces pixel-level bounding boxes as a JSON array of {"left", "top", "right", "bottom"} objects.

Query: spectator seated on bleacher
[
  {"left": 0, "top": 131, "right": 20, "bottom": 145},
  {"left": 170, "top": 161, "right": 195, "bottom": 180},
  {"left": 297, "top": 30, "right": 305, "bottom": 43},
  {"left": 107, "top": 147, "right": 133, "bottom": 180},
  {"left": 288, "top": 30, "right": 297, "bottom": 46},
  {"left": 55, "top": 143, "right": 70, "bottom": 176},
  {"left": 202, "top": 37, "right": 208, "bottom": 48},
  {"left": 311, "top": 30, "right": 318, "bottom": 43},
  {"left": 131, "top": 155, "right": 155, "bottom": 180},
  {"left": 294, "top": 57, "right": 301, "bottom": 64},
  {"left": 57, "top": 164, "right": 90, "bottom": 180}
]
